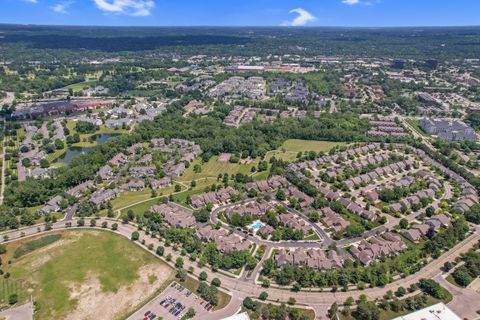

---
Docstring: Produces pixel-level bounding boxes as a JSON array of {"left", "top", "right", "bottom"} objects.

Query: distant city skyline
[{"left": 0, "top": 0, "right": 479, "bottom": 27}]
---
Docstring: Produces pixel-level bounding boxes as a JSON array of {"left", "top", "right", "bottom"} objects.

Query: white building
[
  {"left": 221, "top": 312, "right": 251, "bottom": 320},
  {"left": 393, "top": 303, "right": 461, "bottom": 320}
]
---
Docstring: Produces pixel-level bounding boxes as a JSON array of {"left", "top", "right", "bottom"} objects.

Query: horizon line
[{"left": 1, "top": 23, "right": 480, "bottom": 29}]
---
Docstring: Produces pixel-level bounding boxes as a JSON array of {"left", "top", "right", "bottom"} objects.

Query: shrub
[
  {"left": 8, "top": 293, "right": 17, "bottom": 305},
  {"left": 259, "top": 291, "right": 268, "bottom": 301},
  {"left": 13, "top": 234, "right": 61, "bottom": 258},
  {"left": 211, "top": 278, "right": 221, "bottom": 287},
  {"left": 131, "top": 231, "right": 140, "bottom": 241}
]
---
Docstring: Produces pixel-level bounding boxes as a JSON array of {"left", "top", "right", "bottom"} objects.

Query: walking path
[
  {"left": 1, "top": 219, "right": 479, "bottom": 319},
  {"left": 0, "top": 302, "right": 34, "bottom": 320}
]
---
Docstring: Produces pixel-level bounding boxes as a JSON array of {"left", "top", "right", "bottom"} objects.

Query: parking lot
[{"left": 128, "top": 281, "right": 215, "bottom": 320}]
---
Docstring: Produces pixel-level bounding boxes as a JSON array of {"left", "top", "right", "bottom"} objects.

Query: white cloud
[
  {"left": 23, "top": 0, "right": 38, "bottom": 3},
  {"left": 283, "top": 8, "right": 316, "bottom": 27},
  {"left": 52, "top": 1, "right": 73, "bottom": 14},
  {"left": 342, "top": 0, "right": 360, "bottom": 4},
  {"left": 342, "top": 0, "right": 375, "bottom": 5},
  {"left": 93, "top": 0, "right": 155, "bottom": 16}
]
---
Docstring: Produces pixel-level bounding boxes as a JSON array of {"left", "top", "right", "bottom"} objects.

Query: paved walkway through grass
[{"left": 0, "top": 302, "right": 34, "bottom": 320}]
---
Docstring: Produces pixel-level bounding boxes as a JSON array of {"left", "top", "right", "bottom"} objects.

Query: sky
[{"left": 0, "top": 0, "right": 479, "bottom": 27}]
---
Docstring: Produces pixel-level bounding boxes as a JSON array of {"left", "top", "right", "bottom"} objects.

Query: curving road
[{"left": 2, "top": 218, "right": 479, "bottom": 319}]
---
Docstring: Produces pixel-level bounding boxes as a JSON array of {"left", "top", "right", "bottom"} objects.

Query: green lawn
[
  {"left": 0, "top": 278, "right": 25, "bottom": 305},
  {"left": 180, "top": 276, "right": 231, "bottom": 311},
  {"left": 267, "top": 139, "right": 347, "bottom": 162},
  {"left": 120, "top": 197, "right": 164, "bottom": 217},
  {"left": 64, "top": 80, "right": 97, "bottom": 92},
  {"left": 407, "top": 119, "right": 429, "bottom": 137},
  {"left": 110, "top": 189, "right": 165, "bottom": 211},
  {"left": 304, "top": 233, "right": 321, "bottom": 241},
  {"left": 121, "top": 179, "right": 218, "bottom": 216},
  {"left": 3, "top": 230, "right": 174, "bottom": 320},
  {"left": 179, "top": 156, "right": 260, "bottom": 182},
  {"left": 46, "top": 148, "right": 68, "bottom": 162}
]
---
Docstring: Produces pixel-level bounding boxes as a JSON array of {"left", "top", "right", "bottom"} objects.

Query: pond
[{"left": 55, "top": 133, "right": 121, "bottom": 165}]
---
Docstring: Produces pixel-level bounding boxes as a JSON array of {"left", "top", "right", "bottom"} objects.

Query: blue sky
[{"left": 0, "top": 0, "right": 479, "bottom": 27}]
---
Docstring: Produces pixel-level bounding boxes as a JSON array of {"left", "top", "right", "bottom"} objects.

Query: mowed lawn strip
[
  {"left": 267, "top": 139, "right": 347, "bottom": 162},
  {"left": 180, "top": 156, "right": 259, "bottom": 181}
]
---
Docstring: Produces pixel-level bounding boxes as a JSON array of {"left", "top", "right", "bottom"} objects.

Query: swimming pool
[{"left": 248, "top": 220, "right": 266, "bottom": 233}]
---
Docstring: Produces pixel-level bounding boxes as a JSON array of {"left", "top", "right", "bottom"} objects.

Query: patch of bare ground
[{"left": 67, "top": 263, "right": 173, "bottom": 320}]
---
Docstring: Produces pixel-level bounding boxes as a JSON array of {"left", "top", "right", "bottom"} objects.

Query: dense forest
[
  {"left": 3, "top": 102, "right": 377, "bottom": 207},
  {"left": 1, "top": 25, "right": 480, "bottom": 61}
]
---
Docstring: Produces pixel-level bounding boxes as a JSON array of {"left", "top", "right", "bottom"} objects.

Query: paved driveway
[{"left": 0, "top": 302, "right": 33, "bottom": 320}]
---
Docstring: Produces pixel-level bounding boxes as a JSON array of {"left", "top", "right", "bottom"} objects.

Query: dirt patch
[{"left": 67, "top": 263, "right": 173, "bottom": 320}]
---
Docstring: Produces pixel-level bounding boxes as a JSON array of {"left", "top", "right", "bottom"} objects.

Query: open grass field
[
  {"left": 179, "top": 156, "right": 260, "bottom": 182},
  {"left": 110, "top": 189, "right": 164, "bottom": 211},
  {"left": 266, "top": 139, "right": 347, "bottom": 162},
  {"left": 108, "top": 185, "right": 177, "bottom": 216},
  {"left": 64, "top": 80, "right": 97, "bottom": 92},
  {"left": 2, "top": 230, "right": 174, "bottom": 320},
  {"left": 120, "top": 179, "right": 216, "bottom": 216}
]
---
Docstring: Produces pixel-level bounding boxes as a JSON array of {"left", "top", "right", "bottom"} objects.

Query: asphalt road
[{"left": 2, "top": 219, "right": 479, "bottom": 319}]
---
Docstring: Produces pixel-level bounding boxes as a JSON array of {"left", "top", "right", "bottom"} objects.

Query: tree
[
  {"left": 111, "top": 223, "right": 118, "bottom": 231},
  {"left": 259, "top": 291, "right": 268, "bottom": 301},
  {"left": 156, "top": 246, "right": 164, "bottom": 256},
  {"left": 131, "top": 231, "right": 140, "bottom": 241},
  {"left": 175, "top": 257, "right": 184, "bottom": 268},
  {"left": 395, "top": 287, "right": 406, "bottom": 297},
  {"left": 287, "top": 297, "right": 296, "bottom": 305},
  {"left": 443, "top": 261, "right": 453, "bottom": 272},
  {"left": 399, "top": 218, "right": 409, "bottom": 229},
  {"left": 199, "top": 271, "right": 207, "bottom": 281},
  {"left": 452, "top": 269, "right": 473, "bottom": 287},
  {"left": 39, "top": 158, "right": 50, "bottom": 168},
  {"left": 8, "top": 293, "right": 17, "bottom": 305},
  {"left": 243, "top": 297, "right": 259, "bottom": 311},
  {"left": 75, "top": 121, "right": 96, "bottom": 134},
  {"left": 418, "top": 279, "right": 446, "bottom": 299},
  {"left": 175, "top": 184, "right": 182, "bottom": 192},
  {"left": 354, "top": 301, "right": 380, "bottom": 320},
  {"left": 327, "top": 302, "right": 338, "bottom": 320},
  {"left": 184, "top": 307, "right": 195, "bottom": 319},
  {"left": 465, "top": 204, "right": 480, "bottom": 224},
  {"left": 54, "top": 139, "right": 64, "bottom": 150},
  {"left": 276, "top": 190, "right": 286, "bottom": 201},
  {"left": 309, "top": 211, "right": 320, "bottom": 222},
  {"left": 193, "top": 208, "right": 210, "bottom": 223},
  {"left": 211, "top": 277, "right": 221, "bottom": 287}
]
